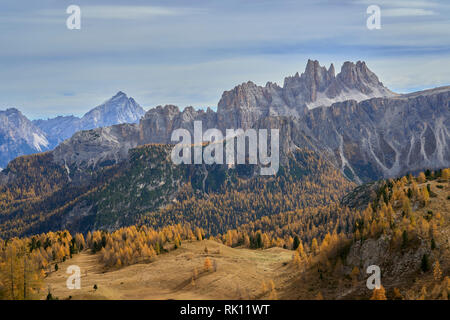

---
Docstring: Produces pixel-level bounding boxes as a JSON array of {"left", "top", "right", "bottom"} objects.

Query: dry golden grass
[{"left": 43, "top": 240, "right": 295, "bottom": 300}]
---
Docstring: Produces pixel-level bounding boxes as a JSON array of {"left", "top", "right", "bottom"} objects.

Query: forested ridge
[
  {"left": 0, "top": 145, "right": 354, "bottom": 238},
  {"left": 1, "top": 168, "right": 448, "bottom": 299}
]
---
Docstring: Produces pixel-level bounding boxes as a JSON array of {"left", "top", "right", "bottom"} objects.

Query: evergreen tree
[
  {"left": 293, "top": 236, "right": 300, "bottom": 250},
  {"left": 421, "top": 254, "right": 430, "bottom": 272}
]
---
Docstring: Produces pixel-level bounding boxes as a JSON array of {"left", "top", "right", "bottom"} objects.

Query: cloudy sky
[{"left": 1, "top": 0, "right": 449, "bottom": 119}]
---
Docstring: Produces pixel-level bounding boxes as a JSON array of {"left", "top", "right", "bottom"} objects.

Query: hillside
[
  {"left": 42, "top": 173, "right": 450, "bottom": 300},
  {"left": 42, "top": 240, "right": 293, "bottom": 300},
  {"left": 0, "top": 144, "right": 354, "bottom": 238},
  {"left": 284, "top": 177, "right": 450, "bottom": 300},
  {"left": 1, "top": 169, "right": 449, "bottom": 300}
]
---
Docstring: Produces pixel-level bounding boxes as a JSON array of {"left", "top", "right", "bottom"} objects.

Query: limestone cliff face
[{"left": 299, "top": 87, "right": 450, "bottom": 182}]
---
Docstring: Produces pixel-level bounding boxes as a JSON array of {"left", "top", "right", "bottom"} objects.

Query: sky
[{"left": 0, "top": 0, "right": 449, "bottom": 119}]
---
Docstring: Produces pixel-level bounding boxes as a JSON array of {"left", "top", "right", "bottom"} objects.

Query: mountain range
[
  {"left": 0, "top": 59, "right": 449, "bottom": 237},
  {"left": 0, "top": 92, "right": 145, "bottom": 168},
  {"left": 48, "top": 60, "right": 449, "bottom": 183}
]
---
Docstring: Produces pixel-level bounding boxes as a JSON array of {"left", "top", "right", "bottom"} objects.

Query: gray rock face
[
  {"left": 140, "top": 105, "right": 218, "bottom": 143},
  {"left": 299, "top": 87, "right": 450, "bottom": 182},
  {"left": 52, "top": 123, "right": 141, "bottom": 173},
  {"left": 0, "top": 108, "right": 49, "bottom": 167},
  {"left": 346, "top": 236, "right": 431, "bottom": 279}
]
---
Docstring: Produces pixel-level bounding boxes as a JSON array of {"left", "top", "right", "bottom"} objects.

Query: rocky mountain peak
[
  {"left": 337, "top": 61, "right": 382, "bottom": 94},
  {"left": 216, "top": 60, "right": 395, "bottom": 119},
  {"left": 4, "top": 107, "right": 21, "bottom": 114},
  {"left": 113, "top": 90, "right": 127, "bottom": 98},
  {"left": 328, "top": 63, "right": 335, "bottom": 78},
  {"left": 217, "top": 81, "right": 269, "bottom": 113},
  {"left": 144, "top": 105, "right": 180, "bottom": 118},
  {"left": 300, "top": 59, "right": 336, "bottom": 100},
  {"left": 80, "top": 91, "right": 145, "bottom": 129}
]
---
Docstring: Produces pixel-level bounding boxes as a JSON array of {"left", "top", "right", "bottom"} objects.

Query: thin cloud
[
  {"left": 383, "top": 8, "right": 436, "bottom": 17},
  {"left": 40, "top": 5, "right": 204, "bottom": 20},
  {"left": 356, "top": 0, "right": 439, "bottom": 8}
]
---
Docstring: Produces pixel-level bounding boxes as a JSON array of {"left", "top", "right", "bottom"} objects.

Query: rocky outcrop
[{"left": 52, "top": 123, "right": 141, "bottom": 175}]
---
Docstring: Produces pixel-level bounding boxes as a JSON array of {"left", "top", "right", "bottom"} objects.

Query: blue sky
[{"left": 0, "top": 0, "right": 449, "bottom": 119}]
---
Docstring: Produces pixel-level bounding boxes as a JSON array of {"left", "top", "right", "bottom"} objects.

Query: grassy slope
[
  {"left": 43, "top": 240, "right": 293, "bottom": 300},
  {"left": 43, "top": 179, "right": 449, "bottom": 300}
]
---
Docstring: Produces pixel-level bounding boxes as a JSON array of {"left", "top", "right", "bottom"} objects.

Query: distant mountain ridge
[
  {"left": 0, "top": 92, "right": 145, "bottom": 167},
  {"left": 33, "top": 91, "right": 145, "bottom": 148},
  {"left": 45, "top": 61, "right": 449, "bottom": 184},
  {"left": 0, "top": 59, "right": 448, "bottom": 181}
]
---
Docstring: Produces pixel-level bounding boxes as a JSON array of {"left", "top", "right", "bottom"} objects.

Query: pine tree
[
  {"left": 351, "top": 266, "right": 360, "bottom": 286},
  {"left": 204, "top": 258, "right": 212, "bottom": 272},
  {"left": 261, "top": 280, "right": 268, "bottom": 295},
  {"left": 417, "top": 172, "right": 426, "bottom": 183},
  {"left": 370, "top": 285, "right": 387, "bottom": 300},
  {"left": 292, "top": 251, "right": 301, "bottom": 269},
  {"left": 393, "top": 288, "right": 403, "bottom": 300},
  {"left": 311, "top": 238, "right": 319, "bottom": 255},
  {"left": 293, "top": 236, "right": 300, "bottom": 250},
  {"left": 315, "top": 292, "right": 324, "bottom": 300},
  {"left": 268, "top": 280, "right": 277, "bottom": 300},
  {"left": 441, "top": 168, "right": 449, "bottom": 180},
  {"left": 433, "top": 261, "right": 442, "bottom": 281},
  {"left": 418, "top": 286, "right": 427, "bottom": 300},
  {"left": 422, "top": 187, "right": 430, "bottom": 205},
  {"left": 421, "top": 254, "right": 430, "bottom": 272},
  {"left": 431, "top": 238, "right": 436, "bottom": 250},
  {"left": 402, "top": 199, "right": 412, "bottom": 217}
]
